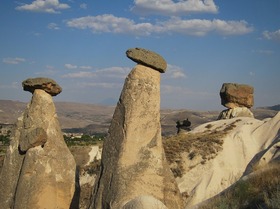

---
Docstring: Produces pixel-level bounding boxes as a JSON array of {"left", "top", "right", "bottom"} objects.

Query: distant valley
[{"left": 0, "top": 100, "right": 278, "bottom": 136}]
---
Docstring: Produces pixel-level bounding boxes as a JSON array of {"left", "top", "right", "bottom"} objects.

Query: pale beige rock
[
  {"left": 0, "top": 89, "right": 76, "bottom": 209},
  {"left": 218, "top": 107, "right": 254, "bottom": 120},
  {"left": 122, "top": 195, "right": 168, "bottom": 209},
  {"left": 90, "top": 64, "right": 183, "bottom": 209},
  {"left": 178, "top": 112, "right": 280, "bottom": 208}
]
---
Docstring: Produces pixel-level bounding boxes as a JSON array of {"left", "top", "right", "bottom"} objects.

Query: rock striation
[
  {"left": 218, "top": 83, "right": 254, "bottom": 119},
  {"left": 89, "top": 49, "right": 183, "bottom": 209},
  {"left": 0, "top": 78, "right": 76, "bottom": 209},
  {"left": 126, "top": 47, "right": 167, "bottom": 73},
  {"left": 22, "top": 77, "right": 62, "bottom": 96}
]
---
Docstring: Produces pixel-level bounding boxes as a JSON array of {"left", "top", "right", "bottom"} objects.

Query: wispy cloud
[
  {"left": 263, "top": 29, "right": 280, "bottom": 42},
  {"left": 166, "top": 64, "right": 187, "bottom": 78},
  {"left": 47, "top": 23, "right": 60, "bottom": 30},
  {"left": 80, "top": 3, "right": 87, "bottom": 9},
  {"left": 77, "top": 82, "right": 122, "bottom": 89},
  {"left": 80, "top": 66, "right": 92, "bottom": 70},
  {"left": 96, "top": 67, "right": 131, "bottom": 78},
  {"left": 65, "top": 63, "right": 93, "bottom": 70},
  {"left": 3, "top": 57, "right": 26, "bottom": 64},
  {"left": 62, "top": 71, "right": 96, "bottom": 78},
  {"left": 66, "top": 14, "right": 253, "bottom": 36},
  {"left": 62, "top": 66, "right": 131, "bottom": 79},
  {"left": 65, "top": 63, "right": 78, "bottom": 69},
  {"left": 16, "top": 0, "right": 70, "bottom": 14},
  {"left": 131, "top": 0, "right": 218, "bottom": 15}
]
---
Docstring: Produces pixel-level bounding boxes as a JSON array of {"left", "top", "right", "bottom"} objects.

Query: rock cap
[
  {"left": 126, "top": 47, "right": 167, "bottom": 73},
  {"left": 22, "top": 77, "right": 62, "bottom": 96},
  {"left": 220, "top": 83, "right": 254, "bottom": 108}
]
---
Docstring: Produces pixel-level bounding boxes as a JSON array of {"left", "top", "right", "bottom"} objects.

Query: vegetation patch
[
  {"left": 82, "top": 157, "right": 101, "bottom": 176},
  {"left": 63, "top": 133, "right": 105, "bottom": 147},
  {"left": 198, "top": 163, "right": 280, "bottom": 209},
  {"left": 163, "top": 120, "right": 241, "bottom": 177}
]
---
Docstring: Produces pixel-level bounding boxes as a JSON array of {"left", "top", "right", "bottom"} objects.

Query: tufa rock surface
[
  {"left": 22, "top": 77, "right": 62, "bottom": 96},
  {"left": 121, "top": 195, "right": 168, "bottom": 209},
  {"left": 126, "top": 47, "right": 167, "bottom": 73},
  {"left": 218, "top": 107, "right": 254, "bottom": 120},
  {"left": 220, "top": 83, "right": 254, "bottom": 108},
  {"left": 0, "top": 86, "right": 76, "bottom": 209},
  {"left": 89, "top": 63, "right": 184, "bottom": 209},
  {"left": 178, "top": 112, "right": 280, "bottom": 208}
]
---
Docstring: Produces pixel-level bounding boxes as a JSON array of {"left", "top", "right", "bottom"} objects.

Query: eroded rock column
[
  {"left": 90, "top": 48, "right": 184, "bottom": 209},
  {"left": 0, "top": 77, "right": 76, "bottom": 209}
]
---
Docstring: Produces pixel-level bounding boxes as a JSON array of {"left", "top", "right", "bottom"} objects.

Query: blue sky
[{"left": 0, "top": 0, "right": 279, "bottom": 110}]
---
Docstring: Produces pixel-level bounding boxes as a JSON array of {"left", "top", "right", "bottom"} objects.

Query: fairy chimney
[
  {"left": 89, "top": 48, "right": 184, "bottom": 209},
  {"left": 0, "top": 77, "right": 76, "bottom": 209}
]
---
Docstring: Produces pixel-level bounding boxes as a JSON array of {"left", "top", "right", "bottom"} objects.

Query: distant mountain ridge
[
  {"left": 0, "top": 100, "right": 279, "bottom": 136},
  {"left": 261, "top": 104, "right": 280, "bottom": 111}
]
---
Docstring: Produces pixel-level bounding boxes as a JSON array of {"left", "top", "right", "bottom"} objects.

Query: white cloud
[
  {"left": 80, "top": 3, "right": 87, "bottom": 9},
  {"left": 80, "top": 65, "right": 93, "bottom": 70},
  {"left": 66, "top": 14, "right": 253, "bottom": 36},
  {"left": 66, "top": 14, "right": 158, "bottom": 36},
  {"left": 78, "top": 82, "right": 122, "bottom": 89},
  {"left": 62, "top": 66, "right": 131, "bottom": 79},
  {"left": 65, "top": 64, "right": 94, "bottom": 70},
  {"left": 263, "top": 29, "right": 280, "bottom": 42},
  {"left": 132, "top": 0, "right": 219, "bottom": 15},
  {"left": 96, "top": 66, "right": 131, "bottom": 78},
  {"left": 47, "top": 23, "right": 60, "bottom": 30},
  {"left": 162, "top": 17, "right": 253, "bottom": 36},
  {"left": 62, "top": 71, "right": 96, "bottom": 78},
  {"left": 3, "top": 57, "right": 26, "bottom": 64},
  {"left": 16, "top": 0, "right": 70, "bottom": 14},
  {"left": 65, "top": 63, "right": 78, "bottom": 69},
  {"left": 166, "top": 64, "right": 187, "bottom": 78}
]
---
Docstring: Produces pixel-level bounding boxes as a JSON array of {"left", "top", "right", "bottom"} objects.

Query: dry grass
[
  {"left": 198, "top": 163, "right": 280, "bottom": 209},
  {"left": 163, "top": 120, "right": 241, "bottom": 177}
]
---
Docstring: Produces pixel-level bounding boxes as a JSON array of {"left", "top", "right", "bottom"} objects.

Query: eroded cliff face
[
  {"left": 90, "top": 63, "right": 184, "bottom": 209},
  {"left": 0, "top": 89, "right": 76, "bottom": 209},
  {"left": 176, "top": 112, "right": 280, "bottom": 208}
]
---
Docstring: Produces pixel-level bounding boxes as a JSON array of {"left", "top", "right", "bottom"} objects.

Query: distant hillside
[
  {"left": 261, "top": 104, "right": 280, "bottom": 111},
  {"left": 0, "top": 100, "right": 279, "bottom": 136}
]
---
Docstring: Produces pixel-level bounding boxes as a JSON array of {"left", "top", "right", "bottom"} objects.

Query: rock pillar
[
  {"left": 0, "top": 78, "right": 76, "bottom": 209},
  {"left": 90, "top": 48, "right": 184, "bottom": 209}
]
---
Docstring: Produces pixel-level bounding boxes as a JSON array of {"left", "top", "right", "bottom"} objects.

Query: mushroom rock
[
  {"left": 218, "top": 83, "right": 254, "bottom": 120},
  {"left": 89, "top": 49, "right": 183, "bottom": 209},
  {"left": 0, "top": 78, "right": 76, "bottom": 209}
]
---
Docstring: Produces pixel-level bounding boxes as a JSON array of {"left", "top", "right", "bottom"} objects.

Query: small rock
[
  {"left": 22, "top": 77, "right": 62, "bottom": 96},
  {"left": 126, "top": 48, "right": 167, "bottom": 73}
]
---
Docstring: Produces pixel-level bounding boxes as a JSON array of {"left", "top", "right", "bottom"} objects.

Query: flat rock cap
[
  {"left": 22, "top": 77, "right": 62, "bottom": 96},
  {"left": 126, "top": 47, "right": 167, "bottom": 73}
]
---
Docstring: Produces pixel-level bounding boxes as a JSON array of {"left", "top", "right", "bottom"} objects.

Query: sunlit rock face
[
  {"left": 0, "top": 78, "right": 76, "bottom": 209},
  {"left": 90, "top": 48, "right": 184, "bottom": 209}
]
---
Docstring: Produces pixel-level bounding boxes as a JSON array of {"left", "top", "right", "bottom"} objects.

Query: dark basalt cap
[
  {"left": 22, "top": 77, "right": 62, "bottom": 96},
  {"left": 126, "top": 47, "right": 167, "bottom": 73}
]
